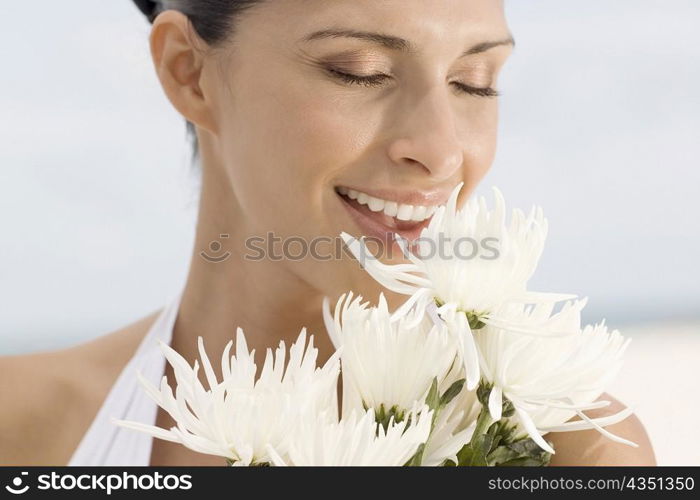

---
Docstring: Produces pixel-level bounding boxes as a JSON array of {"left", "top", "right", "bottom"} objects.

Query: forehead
[{"left": 235, "top": 0, "right": 510, "bottom": 53}]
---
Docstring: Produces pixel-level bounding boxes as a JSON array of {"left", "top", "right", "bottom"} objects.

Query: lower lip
[{"left": 336, "top": 191, "right": 433, "bottom": 251}]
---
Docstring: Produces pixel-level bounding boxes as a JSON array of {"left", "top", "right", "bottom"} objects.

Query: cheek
[
  {"left": 286, "top": 99, "right": 372, "bottom": 176},
  {"left": 218, "top": 79, "right": 374, "bottom": 234},
  {"left": 459, "top": 101, "right": 499, "bottom": 184}
]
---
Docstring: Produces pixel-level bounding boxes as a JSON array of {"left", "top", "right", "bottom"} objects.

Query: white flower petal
[
  {"left": 514, "top": 405, "right": 555, "bottom": 454},
  {"left": 488, "top": 385, "right": 503, "bottom": 421}
]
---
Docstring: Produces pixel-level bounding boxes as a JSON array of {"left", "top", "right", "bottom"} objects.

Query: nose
[{"left": 386, "top": 85, "right": 463, "bottom": 181}]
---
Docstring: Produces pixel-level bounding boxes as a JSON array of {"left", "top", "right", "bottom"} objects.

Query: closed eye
[
  {"left": 327, "top": 68, "right": 500, "bottom": 98},
  {"left": 326, "top": 68, "right": 390, "bottom": 87},
  {"left": 451, "top": 82, "right": 501, "bottom": 98}
]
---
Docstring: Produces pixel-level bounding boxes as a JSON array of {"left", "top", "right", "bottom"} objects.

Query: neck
[{"left": 172, "top": 159, "right": 336, "bottom": 377}]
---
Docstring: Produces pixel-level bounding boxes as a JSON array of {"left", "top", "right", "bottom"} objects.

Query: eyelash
[{"left": 327, "top": 68, "right": 501, "bottom": 98}]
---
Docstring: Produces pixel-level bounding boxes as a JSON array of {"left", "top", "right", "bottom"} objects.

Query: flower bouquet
[{"left": 115, "top": 184, "right": 636, "bottom": 466}]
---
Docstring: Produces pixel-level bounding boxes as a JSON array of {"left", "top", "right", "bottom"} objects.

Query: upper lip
[{"left": 335, "top": 185, "right": 455, "bottom": 206}]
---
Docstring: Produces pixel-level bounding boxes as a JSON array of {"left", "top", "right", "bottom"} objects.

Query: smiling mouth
[{"left": 334, "top": 186, "right": 444, "bottom": 244}]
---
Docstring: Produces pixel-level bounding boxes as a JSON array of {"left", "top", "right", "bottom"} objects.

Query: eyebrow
[{"left": 302, "top": 28, "right": 515, "bottom": 56}]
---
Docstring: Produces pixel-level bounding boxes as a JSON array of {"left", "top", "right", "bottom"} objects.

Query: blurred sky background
[{"left": 1, "top": 0, "right": 699, "bottom": 355}]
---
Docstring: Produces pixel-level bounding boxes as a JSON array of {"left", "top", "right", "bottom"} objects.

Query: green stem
[{"left": 470, "top": 406, "right": 494, "bottom": 446}]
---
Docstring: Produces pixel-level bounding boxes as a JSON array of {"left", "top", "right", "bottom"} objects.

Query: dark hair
[{"left": 132, "top": 0, "right": 264, "bottom": 163}]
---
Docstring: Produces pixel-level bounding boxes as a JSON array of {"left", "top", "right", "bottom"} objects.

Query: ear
[{"left": 149, "top": 10, "right": 218, "bottom": 134}]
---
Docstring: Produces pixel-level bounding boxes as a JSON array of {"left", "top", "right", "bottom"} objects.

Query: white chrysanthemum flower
[
  {"left": 266, "top": 405, "right": 433, "bottom": 466},
  {"left": 341, "top": 183, "right": 575, "bottom": 390},
  {"left": 323, "top": 291, "right": 481, "bottom": 466},
  {"left": 113, "top": 328, "right": 340, "bottom": 466},
  {"left": 323, "top": 291, "right": 460, "bottom": 418},
  {"left": 471, "top": 299, "right": 636, "bottom": 454}
]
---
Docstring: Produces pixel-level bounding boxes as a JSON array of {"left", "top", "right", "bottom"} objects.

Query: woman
[{"left": 0, "top": 0, "right": 655, "bottom": 466}]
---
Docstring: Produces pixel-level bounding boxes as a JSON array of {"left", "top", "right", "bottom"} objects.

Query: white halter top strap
[{"left": 68, "top": 290, "right": 183, "bottom": 466}]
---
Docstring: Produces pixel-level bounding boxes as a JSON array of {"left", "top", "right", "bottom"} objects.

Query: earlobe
[{"left": 148, "top": 10, "right": 218, "bottom": 134}]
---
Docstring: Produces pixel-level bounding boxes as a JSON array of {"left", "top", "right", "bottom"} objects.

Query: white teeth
[
  {"left": 396, "top": 204, "right": 414, "bottom": 221},
  {"left": 337, "top": 187, "right": 441, "bottom": 222},
  {"left": 384, "top": 201, "right": 398, "bottom": 217},
  {"left": 367, "top": 197, "right": 385, "bottom": 212},
  {"left": 411, "top": 205, "right": 427, "bottom": 221}
]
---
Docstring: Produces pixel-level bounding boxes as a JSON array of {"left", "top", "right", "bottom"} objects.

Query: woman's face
[{"left": 202, "top": 0, "right": 513, "bottom": 301}]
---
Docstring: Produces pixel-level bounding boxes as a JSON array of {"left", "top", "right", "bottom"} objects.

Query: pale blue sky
[{"left": 1, "top": 1, "right": 698, "bottom": 354}]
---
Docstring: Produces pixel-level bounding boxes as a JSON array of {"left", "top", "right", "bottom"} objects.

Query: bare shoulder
[
  {"left": 0, "top": 309, "right": 161, "bottom": 465},
  {"left": 548, "top": 393, "right": 656, "bottom": 466}
]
